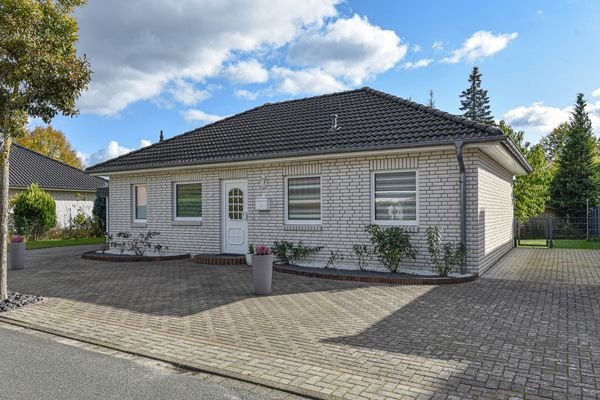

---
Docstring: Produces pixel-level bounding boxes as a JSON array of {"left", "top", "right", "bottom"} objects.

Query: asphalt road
[{"left": 0, "top": 325, "right": 278, "bottom": 400}]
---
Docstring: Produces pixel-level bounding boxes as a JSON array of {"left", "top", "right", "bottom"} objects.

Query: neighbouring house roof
[
  {"left": 86, "top": 87, "right": 531, "bottom": 175},
  {"left": 10, "top": 144, "right": 107, "bottom": 192}
]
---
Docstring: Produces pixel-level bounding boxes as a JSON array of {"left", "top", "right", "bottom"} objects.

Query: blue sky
[{"left": 39, "top": 0, "right": 600, "bottom": 167}]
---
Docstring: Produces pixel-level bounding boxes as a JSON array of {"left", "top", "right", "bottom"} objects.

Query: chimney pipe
[{"left": 159, "top": 130, "right": 164, "bottom": 142}]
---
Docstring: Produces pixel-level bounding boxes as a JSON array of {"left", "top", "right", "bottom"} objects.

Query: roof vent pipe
[
  {"left": 329, "top": 114, "right": 339, "bottom": 131},
  {"left": 159, "top": 130, "right": 164, "bottom": 142}
]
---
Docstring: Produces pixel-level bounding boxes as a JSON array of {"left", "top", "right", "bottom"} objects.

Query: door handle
[{"left": 242, "top": 212, "right": 247, "bottom": 220}]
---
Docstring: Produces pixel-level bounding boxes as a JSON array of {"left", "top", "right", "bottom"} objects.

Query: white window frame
[
  {"left": 173, "top": 181, "right": 203, "bottom": 222},
  {"left": 284, "top": 175, "right": 322, "bottom": 225},
  {"left": 371, "top": 170, "right": 419, "bottom": 226},
  {"left": 133, "top": 184, "right": 147, "bottom": 223}
]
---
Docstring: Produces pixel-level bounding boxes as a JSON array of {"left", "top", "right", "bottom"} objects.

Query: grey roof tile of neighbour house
[
  {"left": 10, "top": 144, "right": 107, "bottom": 191},
  {"left": 86, "top": 87, "right": 519, "bottom": 174}
]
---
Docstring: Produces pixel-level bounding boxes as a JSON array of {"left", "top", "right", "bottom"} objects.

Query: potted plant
[
  {"left": 10, "top": 235, "right": 25, "bottom": 270},
  {"left": 251, "top": 244, "right": 273, "bottom": 295},
  {"left": 246, "top": 243, "right": 254, "bottom": 266}
]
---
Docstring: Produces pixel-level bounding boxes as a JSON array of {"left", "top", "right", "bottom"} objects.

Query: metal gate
[{"left": 514, "top": 217, "right": 553, "bottom": 248}]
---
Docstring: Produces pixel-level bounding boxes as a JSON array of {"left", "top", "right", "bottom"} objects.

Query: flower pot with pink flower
[
  {"left": 10, "top": 235, "right": 25, "bottom": 270},
  {"left": 252, "top": 244, "right": 273, "bottom": 295}
]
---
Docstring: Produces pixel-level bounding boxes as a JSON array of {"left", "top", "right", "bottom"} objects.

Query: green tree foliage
[
  {"left": 550, "top": 94, "right": 600, "bottom": 217},
  {"left": 17, "top": 125, "right": 83, "bottom": 169},
  {"left": 0, "top": 0, "right": 91, "bottom": 298},
  {"left": 540, "top": 123, "right": 569, "bottom": 164},
  {"left": 11, "top": 184, "right": 56, "bottom": 240},
  {"left": 499, "top": 121, "right": 553, "bottom": 221},
  {"left": 459, "top": 66, "right": 495, "bottom": 125}
]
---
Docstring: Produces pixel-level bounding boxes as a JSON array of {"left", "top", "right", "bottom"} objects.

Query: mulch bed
[
  {"left": 0, "top": 292, "right": 43, "bottom": 312},
  {"left": 273, "top": 264, "right": 478, "bottom": 285},
  {"left": 81, "top": 251, "right": 191, "bottom": 262}
]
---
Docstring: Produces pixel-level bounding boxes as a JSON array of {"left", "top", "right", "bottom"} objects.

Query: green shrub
[
  {"left": 425, "top": 226, "right": 466, "bottom": 277},
  {"left": 12, "top": 184, "right": 56, "bottom": 240},
  {"left": 92, "top": 196, "right": 106, "bottom": 233},
  {"left": 352, "top": 244, "right": 371, "bottom": 271},
  {"left": 365, "top": 224, "right": 417, "bottom": 273},
  {"left": 272, "top": 240, "right": 322, "bottom": 264}
]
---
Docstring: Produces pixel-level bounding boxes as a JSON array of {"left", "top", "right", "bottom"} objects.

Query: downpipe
[{"left": 455, "top": 140, "right": 467, "bottom": 274}]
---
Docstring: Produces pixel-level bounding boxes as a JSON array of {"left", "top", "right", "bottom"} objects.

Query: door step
[{"left": 192, "top": 254, "right": 247, "bottom": 265}]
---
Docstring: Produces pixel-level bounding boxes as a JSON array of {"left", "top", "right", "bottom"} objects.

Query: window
[
  {"left": 372, "top": 171, "right": 417, "bottom": 224},
  {"left": 133, "top": 185, "right": 147, "bottom": 222},
  {"left": 174, "top": 183, "right": 202, "bottom": 220},
  {"left": 228, "top": 188, "right": 244, "bottom": 220},
  {"left": 286, "top": 176, "right": 321, "bottom": 223}
]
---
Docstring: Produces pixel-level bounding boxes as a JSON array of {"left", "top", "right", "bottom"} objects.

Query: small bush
[
  {"left": 352, "top": 244, "right": 371, "bottom": 271},
  {"left": 365, "top": 224, "right": 417, "bottom": 273},
  {"left": 425, "top": 226, "right": 466, "bottom": 277},
  {"left": 272, "top": 240, "right": 322, "bottom": 264},
  {"left": 324, "top": 250, "right": 343, "bottom": 269},
  {"left": 12, "top": 184, "right": 56, "bottom": 240}
]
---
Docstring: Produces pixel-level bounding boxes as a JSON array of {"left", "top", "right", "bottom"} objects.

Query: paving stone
[{"left": 2, "top": 245, "right": 600, "bottom": 399}]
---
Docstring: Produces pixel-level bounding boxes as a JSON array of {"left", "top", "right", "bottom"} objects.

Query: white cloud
[
  {"left": 503, "top": 100, "right": 600, "bottom": 135},
  {"left": 168, "top": 80, "right": 211, "bottom": 106},
  {"left": 592, "top": 87, "right": 600, "bottom": 97},
  {"left": 224, "top": 59, "right": 269, "bottom": 84},
  {"left": 402, "top": 58, "right": 433, "bottom": 70},
  {"left": 234, "top": 89, "right": 260, "bottom": 100},
  {"left": 182, "top": 109, "right": 227, "bottom": 124},
  {"left": 271, "top": 67, "right": 346, "bottom": 95},
  {"left": 79, "top": 139, "right": 152, "bottom": 167},
  {"left": 287, "top": 14, "right": 407, "bottom": 86},
  {"left": 75, "top": 0, "right": 340, "bottom": 115},
  {"left": 432, "top": 41, "right": 444, "bottom": 51},
  {"left": 442, "top": 31, "right": 518, "bottom": 64},
  {"left": 412, "top": 44, "right": 422, "bottom": 52}
]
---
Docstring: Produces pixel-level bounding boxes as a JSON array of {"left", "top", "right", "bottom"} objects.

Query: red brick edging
[
  {"left": 192, "top": 254, "right": 246, "bottom": 265},
  {"left": 81, "top": 251, "right": 191, "bottom": 262},
  {"left": 273, "top": 265, "right": 479, "bottom": 285}
]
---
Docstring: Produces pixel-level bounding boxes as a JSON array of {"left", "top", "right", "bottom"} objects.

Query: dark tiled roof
[
  {"left": 86, "top": 87, "right": 511, "bottom": 174},
  {"left": 10, "top": 144, "right": 107, "bottom": 191}
]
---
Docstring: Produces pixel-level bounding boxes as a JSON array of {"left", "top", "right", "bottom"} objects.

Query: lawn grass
[
  {"left": 26, "top": 237, "right": 105, "bottom": 250},
  {"left": 518, "top": 239, "right": 600, "bottom": 250}
]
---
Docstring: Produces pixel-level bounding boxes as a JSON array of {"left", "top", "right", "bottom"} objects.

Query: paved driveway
[{"left": 2, "top": 246, "right": 600, "bottom": 399}]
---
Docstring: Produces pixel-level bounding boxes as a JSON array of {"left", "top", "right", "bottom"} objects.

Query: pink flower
[
  {"left": 10, "top": 235, "right": 24, "bottom": 243},
  {"left": 255, "top": 244, "right": 271, "bottom": 255}
]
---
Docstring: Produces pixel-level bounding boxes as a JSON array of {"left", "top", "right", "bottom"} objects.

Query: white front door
[{"left": 222, "top": 180, "right": 248, "bottom": 254}]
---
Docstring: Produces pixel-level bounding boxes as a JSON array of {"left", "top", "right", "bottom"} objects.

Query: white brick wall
[
  {"left": 107, "top": 148, "right": 514, "bottom": 274},
  {"left": 476, "top": 153, "right": 515, "bottom": 273}
]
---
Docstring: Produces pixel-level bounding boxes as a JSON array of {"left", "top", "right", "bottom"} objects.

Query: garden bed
[
  {"left": 0, "top": 292, "right": 44, "bottom": 312},
  {"left": 82, "top": 250, "right": 191, "bottom": 262},
  {"left": 273, "top": 264, "right": 478, "bottom": 285}
]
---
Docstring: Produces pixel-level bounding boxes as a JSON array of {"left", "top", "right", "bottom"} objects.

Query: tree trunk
[{"left": 0, "top": 135, "right": 12, "bottom": 300}]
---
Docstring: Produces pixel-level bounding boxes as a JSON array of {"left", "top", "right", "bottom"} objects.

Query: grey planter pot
[
  {"left": 252, "top": 254, "right": 273, "bottom": 295},
  {"left": 245, "top": 253, "right": 253, "bottom": 266},
  {"left": 10, "top": 242, "right": 25, "bottom": 270}
]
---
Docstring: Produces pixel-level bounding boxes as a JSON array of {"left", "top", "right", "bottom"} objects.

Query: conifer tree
[
  {"left": 459, "top": 66, "right": 495, "bottom": 125},
  {"left": 550, "top": 94, "right": 599, "bottom": 217}
]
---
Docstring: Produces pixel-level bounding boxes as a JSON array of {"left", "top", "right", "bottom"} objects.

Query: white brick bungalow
[
  {"left": 9, "top": 144, "right": 107, "bottom": 228},
  {"left": 87, "top": 88, "right": 530, "bottom": 274}
]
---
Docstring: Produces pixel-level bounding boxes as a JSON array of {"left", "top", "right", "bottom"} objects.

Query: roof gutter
[
  {"left": 87, "top": 136, "right": 529, "bottom": 176},
  {"left": 455, "top": 140, "right": 468, "bottom": 274}
]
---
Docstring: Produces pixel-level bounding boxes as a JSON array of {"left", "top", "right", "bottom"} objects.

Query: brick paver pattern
[{"left": 3, "top": 246, "right": 600, "bottom": 399}]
